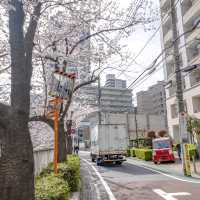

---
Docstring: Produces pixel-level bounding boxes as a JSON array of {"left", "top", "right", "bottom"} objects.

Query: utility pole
[
  {"left": 98, "top": 58, "right": 101, "bottom": 125},
  {"left": 170, "top": 0, "right": 188, "bottom": 176},
  {"left": 134, "top": 107, "right": 139, "bottom": 148}
]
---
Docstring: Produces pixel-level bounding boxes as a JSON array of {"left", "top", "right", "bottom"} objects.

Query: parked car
[{"left": 152, "top": 137, "right": 175, "bottom": 164}]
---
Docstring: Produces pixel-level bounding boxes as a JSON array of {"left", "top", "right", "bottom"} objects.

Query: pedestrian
[
  {"left": 74, "top": 145, "right": 79, "bottom": 155},
  {"left": 176, "top": 143, "right": 181, "bottom": 160}
]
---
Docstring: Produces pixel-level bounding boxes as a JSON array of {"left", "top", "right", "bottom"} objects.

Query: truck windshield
[{"left": 153, "top": 140, "right": 170, "bottom": 149}]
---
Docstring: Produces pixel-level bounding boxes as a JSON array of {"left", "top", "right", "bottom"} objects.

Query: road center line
[
  {"left": 82, "top": 159, "right": 117, "bottom": 200},
  {"left": 153, "top": 189, "right": 191, "bottom": 200}
]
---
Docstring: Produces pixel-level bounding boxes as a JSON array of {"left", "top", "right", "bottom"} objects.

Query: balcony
[
  {"left": 183, "top": 0, "right": 200, "bottom": 29},
  {"left": 171, "top": 104, "right": 178, "bottom": 119},
  {"left": 190, "top": 68, "right": 200, "bottom": 86},
  {"left": 164, "top": 29, "right": 173, "bottom": 45},
  {"left": 166, "top": 63, "right": 175, "bottom": 78},
  {"left": 186, "top": 41, "right": 200, "bottom": 64},
  {"left": 190, "top": 54, "right": 200, "bottom": 65},
  {"left": 192, "top": 95, "right": 200, "bottom": 113},
  {"left": 186, "top": 27, "right": 200, "bottom": 43},
  {"left": 168, "top": 85, "right": 176, "bottom": 97},
  {"left": 162, "top": 15, "right": 171, "bottom": 34},
  {"left": 160, "top": 0, "right": 170, "bottom": 14},
  {"left": 165, "top": 54, "right": 173, "bottom": 64}
]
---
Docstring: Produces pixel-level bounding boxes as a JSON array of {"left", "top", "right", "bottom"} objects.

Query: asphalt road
[{"left": 80, "top": 151, "right": 200, "bottom": 200}]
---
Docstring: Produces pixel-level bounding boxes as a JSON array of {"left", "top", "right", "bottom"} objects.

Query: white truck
[{"left": 90, "top": 124, "right": 128, "bottom": 165}]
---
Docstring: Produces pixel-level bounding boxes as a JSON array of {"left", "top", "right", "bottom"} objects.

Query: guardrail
[{"left": 34, "top": 148, "right": 54, "bottom": 176}]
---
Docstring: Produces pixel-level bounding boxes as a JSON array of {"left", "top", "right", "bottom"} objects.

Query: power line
[
  {"left": 116, "top": 0, "right": 181, "bottom": 78},
  {"left": 126, "top": 36, "right": 200, "bottom": 92},
  {"left": 126, "top": 16, "right": 200, "bottom": 89}
]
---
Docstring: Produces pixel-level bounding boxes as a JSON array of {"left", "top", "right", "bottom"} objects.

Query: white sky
[{"left": 101, "top": 0, "right": 164, "bottom": 104}]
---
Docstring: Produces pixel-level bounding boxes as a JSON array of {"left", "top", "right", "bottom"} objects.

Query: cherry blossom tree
[{"left": 0, "top": 0, "right": 157, "bottom": 199}]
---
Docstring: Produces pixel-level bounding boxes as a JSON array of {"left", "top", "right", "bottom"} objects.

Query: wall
[
  {"left": 34, "top": 148, "right": 54, "bottom": 176},
  {"left": 100, "top": 112, "right": 167, "bottom": 140}
]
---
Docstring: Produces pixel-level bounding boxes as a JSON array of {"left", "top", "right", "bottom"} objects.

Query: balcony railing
[
  {"left": 186, "top": 27, "right": 200, "bottom": 42},
  {"left": 183, "top": 0, "right": 200, "bottom": 27},
  {"left": 160, "top": 0, "right": 170, "bottom": 14},
  {"left": 190, "top": 53, "right": 200, "bottom": 65},
  {"left": 190, "top": 69, "right": 200, "bottom": 86}
]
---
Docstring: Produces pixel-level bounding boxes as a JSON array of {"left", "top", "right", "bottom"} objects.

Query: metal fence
[{"left": 34, "top": 148, "right": 54, "bottom": 176}]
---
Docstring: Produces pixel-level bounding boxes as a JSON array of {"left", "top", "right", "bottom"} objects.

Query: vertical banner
[
  {"left": 184, "top": 144, "right": 191, "bottom": 176},
  {"left": 179, "top": 112, "right": 188, "bottom": 142}
]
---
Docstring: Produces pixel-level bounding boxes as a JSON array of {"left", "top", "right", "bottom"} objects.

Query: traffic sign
[{"left": 49, "top": 70, "right": 76, "bottom": 99}]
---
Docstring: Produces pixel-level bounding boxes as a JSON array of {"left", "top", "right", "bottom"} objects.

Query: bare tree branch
[{"left": 69, "top": 20, "right": 145, "bottom": 55}]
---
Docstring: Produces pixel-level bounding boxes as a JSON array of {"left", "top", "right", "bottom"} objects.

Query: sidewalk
[{"left": 128, "top": 156, "right": 200, "bottom": 180}]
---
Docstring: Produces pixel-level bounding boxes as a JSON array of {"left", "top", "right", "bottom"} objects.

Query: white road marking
[
  {"left": 127, "top": 159, "right": 200, "bottom": 184},
  {"left": 82, "top": 159, "right": 117, "bottom": 200},
  {"left": 153, "top": 189, "right": 191, "bottom": 200}
]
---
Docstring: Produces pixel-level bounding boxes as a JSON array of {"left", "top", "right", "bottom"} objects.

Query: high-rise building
[
  {"left": 105, "top": 74, "right": 127, "bottom": 89},
  {"left": 159, "top": 0, "right": 200, "bottom": 141}
]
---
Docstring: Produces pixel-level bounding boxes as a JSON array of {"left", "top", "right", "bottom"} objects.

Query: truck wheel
[
  {"left": 96, "top": 158, "right": 102, "bottom": 166},
  {"left": 116, "top": 161, "right": 122, "bottom": 165}
]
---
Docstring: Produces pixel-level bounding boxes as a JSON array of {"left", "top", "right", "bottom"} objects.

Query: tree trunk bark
[
  {"left": 0, "top": 112, "right": 34, "bottom": 200},
  {"left": 58, "top": 119, "right": 67, "bottom": 162},
  {"left": 0, "top": 1, "right": 42, "bottom": 199},
  {"left": 66, "top": 120, "right": 73, "bottom": 154}
]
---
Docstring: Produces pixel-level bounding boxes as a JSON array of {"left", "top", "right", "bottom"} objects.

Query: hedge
[
  {"left": 187, "top": 144, "right": 197, "bottom": 159},
  {"left": 127, "top": 149, "right": 131, "bottom": 157},
  {"left": 135, "top": 148, "right": 152, "bottom": 161},
  {"left": 65, "top": 155, "right": 80, "bottom": 192},
  {"left": 35, "top": 174, "right": 69, "bottom": 200},
  {"left": 35, "top": 155, "right": 80, "bottom": 200},
  {"left": 130, "top": 148, "right": 136, "bottom": 157}
]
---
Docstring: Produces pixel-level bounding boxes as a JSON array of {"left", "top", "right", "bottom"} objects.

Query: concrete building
[
  {"left": 80, "top": 85, "right": 133, "bottom": 113},
  {"left": 159, "top": 0, "right": 200, "bottom": 141},
  {"left": 137, "top": 81, "right": 167, "bottom": 116},
  {"left": 105, "top": 74, "right": 127, "bottom": 89}
]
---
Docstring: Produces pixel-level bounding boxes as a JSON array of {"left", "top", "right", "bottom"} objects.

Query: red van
[{"left": 152, "top": 137, "right": 175, "bottom": 164}]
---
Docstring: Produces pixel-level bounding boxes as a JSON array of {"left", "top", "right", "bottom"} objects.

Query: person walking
[
  {"left": 74, "top": 145, "right": 79, "bottom": 155},
  {"left": 176, "top": 143, "right": 181, "bottom": 160}
]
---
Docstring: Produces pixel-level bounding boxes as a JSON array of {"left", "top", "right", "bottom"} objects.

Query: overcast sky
[{"left": 102, "top": 0, "right": 164, "bottom": 104}]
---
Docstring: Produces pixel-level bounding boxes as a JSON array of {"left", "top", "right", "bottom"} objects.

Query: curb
[
  {"left": 70, "top": 192, "right": 80, "bottom": 200},
  {"left": 127, "top": 157, "right": 200, "bottom": 183}
]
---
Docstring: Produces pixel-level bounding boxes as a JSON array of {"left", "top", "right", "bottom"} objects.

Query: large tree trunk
[
  {"left": 66, "top": 120, "right": 73, "bottom": 154},
  {"left": 47, "top": 119, "right": 67, "bottom": 162},
  {"left": 0, "top": 1, "right": 41, "bottom": 199},
  {"left": 30, "top": 116, "right": 67, "bottom": 162},
  {"left": 0, "top": 112, "right": 34, "bottom": 200},
  {"left": 58, "top": 119, "right": 67, "bottom": 162}
]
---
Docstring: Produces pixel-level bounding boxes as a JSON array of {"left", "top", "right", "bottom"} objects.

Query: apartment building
[
  {"left": 137, "top": 81, "right": 167, "bottom": 116},
  {"left": 79, "top": 85, "right": 133, "bottom": 113},
  {"left": 160, "top": 0, "right": 200, "bottom": 141},
  {"left": 105, "top": 74, "right": 127, "bottom": 89}
]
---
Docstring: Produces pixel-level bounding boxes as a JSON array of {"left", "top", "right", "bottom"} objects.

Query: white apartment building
[
  {"left": 160, "top": 0, "right": 200, "bottom": 141},
  {"left": 105, "top": 74, "right": 127, "bottom": 89}
]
